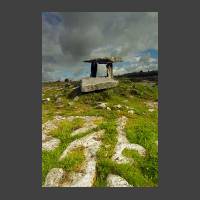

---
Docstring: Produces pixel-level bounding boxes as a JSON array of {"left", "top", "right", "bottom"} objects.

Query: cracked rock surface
[
  {"left": 112, "top": 116, "right": 146, "bottom": 164},
  {"left": 107, "top": 174, "right": 133, "bottom": 187},
  {"left": 43, "top": 115, "right": 148, "bottom": 187},
  {"left": 67, "top": 116, "right": 102, "bottom": 136},
  {"left": 42, "top": 137, "right": 60, "bottom": 151},
  {"left": 44, "top": 168, "right": 66, "bottom": 187},
  {"left": 44, "top": 130, "right": 104, "bottom": 187},
  {"left": 42, "top": 116, "right": 66, "bottom": 151}
]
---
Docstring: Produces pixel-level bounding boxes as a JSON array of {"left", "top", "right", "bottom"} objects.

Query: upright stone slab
[
  {"left": 106, "top": 63, "right": 113, "bottom": 78},
  {"left": 90, "top": 62, "right": 97, "bottom": 77},
  {"left": 81, "top": 77, "right": 118, "bottom": 92}
]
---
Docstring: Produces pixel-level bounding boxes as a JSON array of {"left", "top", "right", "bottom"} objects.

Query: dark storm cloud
[{"left": 42, "top": 12, "right": 158, "bottom": 81}]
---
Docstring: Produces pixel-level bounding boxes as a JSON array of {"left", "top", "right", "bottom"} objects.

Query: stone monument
[{"left": 81, "top": 57, "right": 122, "bottom": 92}]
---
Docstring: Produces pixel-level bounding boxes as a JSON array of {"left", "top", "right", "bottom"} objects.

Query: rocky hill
[{"left": 42, "top": 72, "right": 158, "bottom": 187}]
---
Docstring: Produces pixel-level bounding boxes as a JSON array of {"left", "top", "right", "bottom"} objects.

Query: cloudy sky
[{"left": 42, "top": 12, "right": 158, "bottom": 81}]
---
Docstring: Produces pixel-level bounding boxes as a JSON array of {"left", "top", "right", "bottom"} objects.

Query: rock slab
[
  {"left": 44, "top": 168, "right": 66, "bottom": 187},
  {"left": 107, "top": 174, "right": 133, "bottom": 187},
  {"left": 81, "top": 77, "right": 118, "bottom": 92},
  {"left": 112, "top": 116, "right": 146, "bottom": 164}
]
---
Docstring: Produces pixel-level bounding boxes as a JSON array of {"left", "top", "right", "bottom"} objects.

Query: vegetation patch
[{"left": 42, "top": 77, "right": 158, "bottom": 187}]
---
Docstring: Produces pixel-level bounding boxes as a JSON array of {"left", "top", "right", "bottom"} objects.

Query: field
[{"left": 42, "top": 75, "right": 158, "bottom": 187}]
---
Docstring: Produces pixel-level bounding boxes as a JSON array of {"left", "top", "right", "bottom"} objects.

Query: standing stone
[
  {"left": 90, "top": 62, "right": 97, "bottom": 77},
  {"left": 106, "top": 63, "right": 113, "bottom": 78}
]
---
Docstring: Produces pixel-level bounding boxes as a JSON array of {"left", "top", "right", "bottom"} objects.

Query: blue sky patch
[{"left": 42, "top": 12, "right": 62, "bottom": 26}]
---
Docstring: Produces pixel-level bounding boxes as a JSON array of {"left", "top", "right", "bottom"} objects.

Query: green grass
[
  {"left": 42, "top": 147, "right": 85, "bottom": 185},
  {"left": 42, "top": 118, "right": 90, "bottom": 185},
  {"left": 125, "top": 114, "right": 158, "bottom": 185},
  {"left": 42, "top": 78, "right": 158, "bottom": 187}
]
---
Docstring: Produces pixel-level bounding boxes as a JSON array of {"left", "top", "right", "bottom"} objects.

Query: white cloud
[{"left": 42, "top": 12, "right": 158, "bottom": 81}]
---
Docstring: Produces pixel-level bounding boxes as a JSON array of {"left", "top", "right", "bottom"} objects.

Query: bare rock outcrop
[
  {"left": 44, "top": 130, "right": 104, "bottom": 187},
  {"left": 107, "top": 174, "right": 133, "bottom": 187},
  {"left": 112, "top": 116, "right": 146, "bottom": 164}
]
